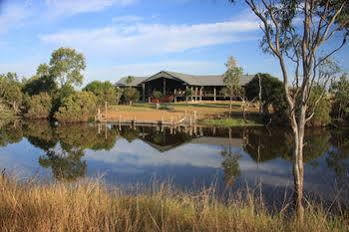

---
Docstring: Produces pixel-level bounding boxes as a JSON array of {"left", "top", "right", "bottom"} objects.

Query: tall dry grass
[{"left": 0, "top": 175, "right": 347, "bottom": 232}]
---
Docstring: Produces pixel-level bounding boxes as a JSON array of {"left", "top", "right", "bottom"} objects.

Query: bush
[
  {"left": 83, "top": 81, "right": 120, "bottom": 105},
  {"left": 54, "top": 91, "right": 98, "bottom": 122},
  {"left": 0, "top": 101, "right": 14, "bottom": 120},
  {"left": 307, "top": 86, "right": 331, "bottom": 127},
  {"left": 123, "top": 88, "right": 140, "bottom": 105},
  {"left": 152, "top": 91, "right": 163, "bottom": 99},
  {"left": 25, "top": 92, "right": 53, "bottom": 119}
]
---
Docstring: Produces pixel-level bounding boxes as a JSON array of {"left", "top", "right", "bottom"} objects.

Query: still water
[{"left": 0, "top": 121, "right": 348, "bottom": 204}]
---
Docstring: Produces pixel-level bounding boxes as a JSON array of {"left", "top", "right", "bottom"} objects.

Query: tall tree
[
  {"left": 229, "top": 0, "right": 348, "bottom": 221},
  {"left": 49, "top": 47, "right": 86, "bottom": 88},
  {"left": 223, "top": 56, "right": 243, "bottom": 111}
]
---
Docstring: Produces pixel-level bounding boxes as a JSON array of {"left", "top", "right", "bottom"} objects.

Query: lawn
[{"left": 106, "top": 101, "right": 259, "bottom": 125}]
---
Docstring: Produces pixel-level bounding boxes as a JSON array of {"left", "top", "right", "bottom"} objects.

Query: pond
[{"left": 0, "top": 121, "right": 348, "bottom": 206}]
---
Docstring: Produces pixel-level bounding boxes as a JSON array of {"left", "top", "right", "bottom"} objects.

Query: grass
[
  {"left": 0, "top": 175, "right": 348, "bottom": 232},
  {"left": 200, "top": 117, "right": 263, "bottom": 127}
]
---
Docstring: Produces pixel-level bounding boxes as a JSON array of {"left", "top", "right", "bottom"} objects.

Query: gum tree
[
  {"left": 223, "top": 56, "right": 243, "bottom": 111},
  {"left": 229, "top": 0, "right": 348, "bottom": 221}
]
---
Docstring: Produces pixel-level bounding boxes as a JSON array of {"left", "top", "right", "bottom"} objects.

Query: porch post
[
  {"left": 195, "top": 87, "right": 199, "bottom": 101},
  {"left": 163, "top": 78, "right": 166, "bottom": 96},
  {"left": 191, "top": 86, "right": 194, "bottom": 101},
  {"left": 214, "top": 87, "right": 216, "bottom": 101},
  {"left": 142, "top": 83, "right": 145, "bottom": 102},
  {"left": 200, "top": 87, "right": 203, "bottom": 101},
  {"left": 186, "top": 86, "right": 189, "bottom": 102},
  {"left": 174, "top": 89, "right": 177, "bottom": 102}
]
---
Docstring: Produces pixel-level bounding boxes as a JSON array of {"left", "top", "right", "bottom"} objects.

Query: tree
[
  {"left": 306, "top": 86, "right": 331, "bottom": 127},
  {"left": 54, "top": 91, "right": 98, "bottom": 122},
  {"left": 0, "top": 72, "right": 23, "bottom": 113},
  {"left": 330, "top": 73, "right": 349, "bottom": 123},
  {"left": 23, "top": 64, "right": 57, "bottom": 96},
  {"left": 223, "top": 56, "right": 244, "bottom": 111},
  {"left": 229, "top": 0, "right": 349, "bottom": 221},
  {"left": 49, "top": 47, "right": 86, "bottom": 88},
  {"left": 24, "top": 92, "right": 52, "bottom": 119},
  {"left": 184, "top": 88, "right": 193, "bottom": 104},
  {"left": 245, "top": 73, "right": 284, "bottom": 116},
  {"left": 83, "top": 81, "right": 119, "bottom": 105},
  {"left": 125, "top": 76, "right": 135, "bottom": 87},
  {"left": 123, "top": 88, "right": 140, "bottom": 105}
]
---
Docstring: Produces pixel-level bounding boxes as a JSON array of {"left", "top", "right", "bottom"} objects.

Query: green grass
[
  {"left": 200, "top": 117, "right": 263, "bottom": 127},
  {"left": 0, "top": 175, "right": 347, "bottom": 232}
]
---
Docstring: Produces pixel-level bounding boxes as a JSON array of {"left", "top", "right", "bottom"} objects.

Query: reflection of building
[
  {"left": 116, "top": 70, "right": 253, "bottom": 102},
  {"left": 117, "top": 125, "right": 244, "bottom": 153}
]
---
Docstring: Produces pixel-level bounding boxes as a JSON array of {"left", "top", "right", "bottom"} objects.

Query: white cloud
[
  {"left": 39, "top": 20, "right": 259, "bottom": 58},
  {"left": 44, "top": 0, "right": 136, "bottom": 16}
]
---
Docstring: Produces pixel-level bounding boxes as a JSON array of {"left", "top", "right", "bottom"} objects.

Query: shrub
[
  {"left": 307, "top": 86, "right": 331, "bottom": 127},
  {"left": 83, "top": 81, "right": 120, "bottom": 105},
  {"left": 152, "top": 90, "right": 163, "bottom": 99},
  {"left": 123, "top": 88, "right": 140, "bottom": 105},
  {"left": 25, "top": 92, "right": 53, "bottom": 119},
  {"left": 0, "top": 101, "right": 14, "bottom": 120},
  {"left": 54, "top": 91, "right": 98, "bottom": 122}
]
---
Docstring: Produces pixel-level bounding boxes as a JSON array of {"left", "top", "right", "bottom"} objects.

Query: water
[{"left": 0, "top": 121, "right": 348, "bottom": 205}]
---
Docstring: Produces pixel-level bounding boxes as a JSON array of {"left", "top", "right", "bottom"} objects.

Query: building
[{"left": 116, "top": 70, "right": 254, "bottom": 102}]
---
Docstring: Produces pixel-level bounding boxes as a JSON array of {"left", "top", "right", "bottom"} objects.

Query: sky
[{"left": 0, "top": 0, "right": 348, "bottom": 85}]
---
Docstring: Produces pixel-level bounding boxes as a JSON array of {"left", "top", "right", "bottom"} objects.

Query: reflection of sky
[{"left": 0, "top": 138, "right": 49, "bottom": 178}]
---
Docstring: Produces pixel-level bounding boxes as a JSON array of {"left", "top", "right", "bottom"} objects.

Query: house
[{"left": 116, "top": 70, "right": 254, "bottom": 102}]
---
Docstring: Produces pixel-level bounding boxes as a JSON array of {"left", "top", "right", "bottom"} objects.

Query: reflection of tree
[
  {"left": 243, "top": 128, "right": 290, "bottom": 162},
  {"left": 243, "top": 128, "right": 330, "bottom": 164},
  {"left": 119, "top": 127, "right": 140, "bottom": 143},
  {"left": 0, "top": 121, "right": 23, "bottom": 146},
  {"left": 23, "top": 121, "right": 57, "bottom": 151},
  {"left": 221, "top": 149, "right": 241, "bottom": 186},
  {"left": 39, "top": 149, "right": 86, "bottom": 181},
  {"left": 326, "top": 130, "right": 349, "bottom": 178},
  {"left": 56, "top": 124, "right": 119, "bottom": 151}
]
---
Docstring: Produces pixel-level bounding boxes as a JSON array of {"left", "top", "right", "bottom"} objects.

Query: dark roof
[
  {"left": 116, "top": 71, "right": 254, "bottom": 87},
  {"left": 143, "top": 71, "right": 254, "bottom": 86},
  {"left": 115, "top": 76, "right": 148, "bottom": 87}
]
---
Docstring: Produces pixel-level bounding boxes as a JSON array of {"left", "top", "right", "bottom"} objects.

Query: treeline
[
  {"left": 0, "top": 47, "right": 139, "bottom": 122},
  {"left": 244, "top": 73, "right": 349, "bottom": 127}
]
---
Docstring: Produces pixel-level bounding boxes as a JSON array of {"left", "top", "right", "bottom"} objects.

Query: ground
[{"left": 103, "top": 101, "right": 261, "bottom": 126}]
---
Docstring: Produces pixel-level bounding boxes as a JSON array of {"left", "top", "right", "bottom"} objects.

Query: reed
[{"left": 0, "top": 175, "right": 347, "bottom": 232}]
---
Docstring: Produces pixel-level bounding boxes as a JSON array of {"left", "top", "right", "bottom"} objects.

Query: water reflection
[{"left": 0, "top": 121, "right": 348, "bottom": 204}]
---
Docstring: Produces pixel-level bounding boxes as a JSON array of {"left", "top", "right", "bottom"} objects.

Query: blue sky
[{"left": 0, "top": 0, "right": 348, "bottom": 85}]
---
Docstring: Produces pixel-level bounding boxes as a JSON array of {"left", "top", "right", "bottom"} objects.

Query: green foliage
[
  {"left": 125, "top": 76, "right": 135, "bottom": 86},
  {"left": 39, "top": 149, "right": 86, "bottom": 181},
  {"left": 223, "top": 57, "right": 243, "bottom": 98},
  {"left": 23, "top": 64, "right": 57, "bottom": 96},
  {"left": 307, "top": 86, "right": 331, "bottom": 127},
  {"left": 184, "top": 88, "right": 193, "bottom": 97},
  {"left": 221, "top": 149, "right": 241, "bottom": 186},
  {"left": 54, "top": 91, "right": 98, "bottom": 122},
  {"left": 123, "top": 88, "right": 140, "bottom": 105},
  {"left": 83, "top": 81, "right": 120, "bottom": 105},
  {"left": 152, "top": 90, "right": 163, "bottom": 99},
  {"left": 330, "top": 74, "right": 349, "bottom": 124},
  {"left": 25, "top": 92, "right": 52, "bottom": 119},
  {"left": 49, "top": 47, "right": 86, "bottom": 88},
  {"left": 245, "top": 73, "right": 285, "bottom": 113},
  {"left": 0, "top": 103, "right": 15, "bottom": 120},
  {"left": 0, "top": 72, "right": 23, "bottom": 113}
]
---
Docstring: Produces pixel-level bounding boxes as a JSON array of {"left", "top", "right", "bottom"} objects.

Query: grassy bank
[{"left": 0, "top": 176, "right": 347, "bottom": 232}]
